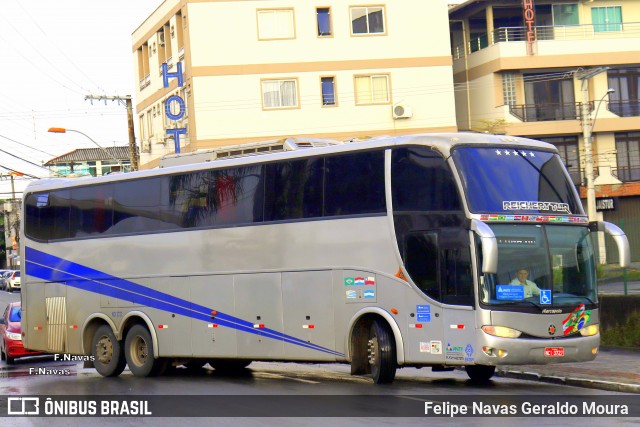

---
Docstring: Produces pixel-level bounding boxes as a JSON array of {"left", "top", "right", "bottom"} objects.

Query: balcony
[
  {"left": 608, "top": 100, "right": 640, "bottom": 117},
  {"left": 509, "top": 102, "right": 583, "bottom": 122},
  {"left": 453, "top": 22, "right": 640, "bottom": 59}
]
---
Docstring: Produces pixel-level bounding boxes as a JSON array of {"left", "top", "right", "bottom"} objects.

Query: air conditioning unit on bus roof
[{"left": 392, "top": 102, "right": 413, "bottom": 119}]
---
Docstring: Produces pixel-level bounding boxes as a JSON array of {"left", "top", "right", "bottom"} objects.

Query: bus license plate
[{"left": 544, "top": 347, "right": 564, "bottom": 357}]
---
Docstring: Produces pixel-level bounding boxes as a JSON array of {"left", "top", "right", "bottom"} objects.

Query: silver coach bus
[{"left": 21, "top": 133, "right": 630, "bottom": 384}]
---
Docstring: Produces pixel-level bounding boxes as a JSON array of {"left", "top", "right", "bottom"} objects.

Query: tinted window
[
  {"left": 25, "top": 191, "right": 72, "bottom": 240},
  {"left": 452, "top": 147, "right": 582, "bottom": 215},
  {"left": 109, "top": 177, "right": 177, "bottom": 235},
  {"left": 264, "top": 158, "right": 323, "bottom": 221},
  {"left": 392, "top": 146, "right": 461, "bottom": 211},
  {"left": 324, "top": 151, "right": 385, "bottom": 216},
  {"left": 404, "top": 232, "right": 440, "bottom": 301},
  {"left": 69, "top": 185, "right": 113, "bottom": 237}
]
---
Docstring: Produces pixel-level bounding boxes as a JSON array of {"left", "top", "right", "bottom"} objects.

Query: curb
[{"left": 497, "top": 369, "right": 640, "bottom": 394}]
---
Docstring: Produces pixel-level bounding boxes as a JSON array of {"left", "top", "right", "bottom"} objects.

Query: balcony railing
[
  {"left": 509, "top": 102, "right": 583, "bottom": 122},
  {"left": 453, "top": 22, "right": 640, "bottom": 58},
  {"left": 608, "top": 100, "right": 640, "bottom": 117},
  {"left": 612, "top": 167, "right": 640, "bottom": 182}
]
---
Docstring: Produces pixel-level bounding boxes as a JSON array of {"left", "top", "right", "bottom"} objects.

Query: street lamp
[{"left": 48, "top": 127, "right": 123, "bottom": 169}]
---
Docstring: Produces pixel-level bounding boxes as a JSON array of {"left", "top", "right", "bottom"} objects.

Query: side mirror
[
  {"left": 470, "top": 219, "right": 498, "bottom": 274},
  {"left": 599, "top": 221, "right": 631, "bottom": 268}
]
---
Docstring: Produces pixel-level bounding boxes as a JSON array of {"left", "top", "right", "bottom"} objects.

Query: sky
[{"left": 0, "top": 0, "right": 163, "bottom": 198}]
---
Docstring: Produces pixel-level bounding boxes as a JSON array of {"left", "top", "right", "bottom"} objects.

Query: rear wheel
[
  {"left": 91, "top": 325, "right": 126, "bottom": 377},
  {"left": 465, "top": 365, "right": 496, "bottom": 382},
  {"left": 125, "top": 324, "right": 163, "bottom": 377},
  {"left": 367, "top": 319, "right": 396, "bottom": 384}
]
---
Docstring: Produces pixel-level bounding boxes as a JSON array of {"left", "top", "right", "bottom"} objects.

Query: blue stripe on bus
[{"left": 25, "top": 247, "right": 344, "bottom": 357}]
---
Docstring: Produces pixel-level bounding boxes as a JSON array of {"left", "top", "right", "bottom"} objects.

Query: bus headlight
[
  {"left": 481, "top": 325, "right": 522, "bottom": 338},
  {"left": 579, "top": 324, "right": 599, "bottom": 337}
]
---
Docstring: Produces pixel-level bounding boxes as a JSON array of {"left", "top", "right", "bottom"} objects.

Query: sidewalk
[{"left": 498, "top": 347, "right": 640, "bottom": 393}]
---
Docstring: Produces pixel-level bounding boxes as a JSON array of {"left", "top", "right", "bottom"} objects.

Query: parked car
[
  {"left": 0, "top": 271, "right": 10, "bottom": 291},
  {"left": 5, "top": 270, "right": 20, "bottom": 293},
  {"left": 1, "top": 302, "right": 44, "bottom": 364}
]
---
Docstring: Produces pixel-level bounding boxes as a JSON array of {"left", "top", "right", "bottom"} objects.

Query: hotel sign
[
  {"left": 523, "top": 0, "right": 536, "bottom": 55},
  {"left": 162, "top": 62, "right": 187, "bottom": 154}
]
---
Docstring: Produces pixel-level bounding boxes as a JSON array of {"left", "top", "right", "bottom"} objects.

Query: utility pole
[
  {"left": 85, "top": 94, "right": 139, "bottom": 171},
  {"left": 574, "top": 67, "right": 608, "bottom": 223}
]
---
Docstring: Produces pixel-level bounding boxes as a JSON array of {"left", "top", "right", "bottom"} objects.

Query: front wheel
[
  {"left": 367, "top": 319, "right": 397, "bottom": 384},
  {"left": 91, "top": 325, "right": 126, "bottom": 377},
  {"left": 465, "top": 365, "right": 496, "bottom": 382},
  {"left": 125, "top": 324, "right": 163, "bottom": 377}
]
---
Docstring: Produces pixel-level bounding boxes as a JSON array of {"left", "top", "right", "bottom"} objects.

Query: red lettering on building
[{"left": 523, "top": 0, "right": 536, "bottom": 55}]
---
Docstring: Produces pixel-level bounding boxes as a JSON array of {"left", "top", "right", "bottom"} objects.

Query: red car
[{"left": 1, "top": 302, "right": 44, "bottom": 363}]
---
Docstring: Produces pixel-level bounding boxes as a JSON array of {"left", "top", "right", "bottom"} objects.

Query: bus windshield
[
  {"left": 452, "top": 147, "right": 582, "bottom": 216},
  {"left": 479, "top": 224, "right": 597, "bottom": 308}
]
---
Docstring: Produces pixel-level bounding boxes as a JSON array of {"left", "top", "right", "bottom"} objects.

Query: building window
[
  {"left": 316, "top": 7, "right": 332, "bottom": 36},
  {"left": 539, "top": 136, "right": 581, "bottom": 186},
  {"left": 350, "top": 6, "right": 385, "bottom": 35},
  {"left": 607, "top": 67, "right": 640, "bottom": 117},
  {"left": 262, "top": 79, "right": 298, "bottom": 109},
  {"left": 257, "top": 9, "right": 295, "bottom": 40},
  {"left": 321, "top": 76, "right": 336, "bottom": 106},
  {"left": 615, "top": 132, "right": 640, "bottom": 182},
  {"left": 354, "top": 74, "right": 389, "bottom": 105},
  {"left": 552, "top": 4, "right": 579, "bottom": 26},
  {"left": 502, "top": 72, "right": 517, "bottom": 106},
  {"left": 591, "top": 6, "right": 622, "bottom": 32}
]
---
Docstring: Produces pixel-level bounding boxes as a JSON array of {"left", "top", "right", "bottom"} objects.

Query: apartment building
[
  {"left": 449, "top": 0, "right": 640, "bottom": 262},
  {"left": 132, "top": 0, "right": 458, "bottom": 169}
]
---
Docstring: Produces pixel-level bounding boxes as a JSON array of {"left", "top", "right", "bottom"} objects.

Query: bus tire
[
  {"left": 465, "top": 365, "right": 496, "bottom": 382},
  {"left": 368, "top": 319, "right": 397, "bottom": 384},
  {"left": 91, "top": 325, "right": 126, "bottom": 377},
  {"left": 125, "top": 324, "right": 160, "bottom": 377},
  {"left": 208, "top": 359, "right": 252, "bottom": 373}
]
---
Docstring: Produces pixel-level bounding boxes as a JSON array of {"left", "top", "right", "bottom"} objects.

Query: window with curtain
[
  {"left": 257, "top": 9, "right": 295, "bottom": 39},
  {"left": 354, "top": 75, "right": 389, "bottom": 105},
  {"left": 591, "top": 6, "right": 622, "bottom": 32},
  {"left": 262, "top": 79, "right": 298, "bottom": 109},
  {"left": 350, "top": 6, "right": 385, "bottom": 35}
]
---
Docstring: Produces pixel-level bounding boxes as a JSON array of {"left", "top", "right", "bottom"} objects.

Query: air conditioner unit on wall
[{"left": 392, "top": 102, "right": 413, "bottom": 119}]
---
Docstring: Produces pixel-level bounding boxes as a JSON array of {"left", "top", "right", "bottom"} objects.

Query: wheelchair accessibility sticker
[{"left": 539, "top": 289, "right": 552, "bottom": 305}]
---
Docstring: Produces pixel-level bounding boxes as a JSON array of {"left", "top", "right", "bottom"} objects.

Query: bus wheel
[
  {"left": 125, "top": 324, "right": 160, "bottom": 377},
  {"left": 208, "top": 359, "right": 252, "bottom": 373},
  {"left": 465, "top": 365, "right": 496, "bottom": 382},
  {"left": 92, "top": 325, "right": 126, "bottom": 377},
  {"left": 367, "top": 319, "right": 396, "bottom": 384}
]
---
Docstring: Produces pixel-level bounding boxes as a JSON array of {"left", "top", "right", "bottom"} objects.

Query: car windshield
[
  {"left": 9, "top": 306, "right": 21, "bottom": 322},
  {"left": 479, "top": 224, "right": 597, "bottom": 308},
  {"left": 452, "top": 146, "right": 582, "bottom": 215}
]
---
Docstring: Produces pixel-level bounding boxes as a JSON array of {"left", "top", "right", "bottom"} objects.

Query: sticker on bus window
[
  {"left": 539, "top": 289, "right": 552, "bottom": 305},
  {"left": 496, "top": 285, "right": 524, "bottom": 300}
]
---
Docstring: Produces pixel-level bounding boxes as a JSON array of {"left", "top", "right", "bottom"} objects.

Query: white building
[{"left": 133, "top": 1, "right": 458, "bottom": 169}]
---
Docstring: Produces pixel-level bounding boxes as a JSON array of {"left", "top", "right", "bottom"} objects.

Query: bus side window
[{"left": 404, "top": 232, "right": 440, "bottom": 301}]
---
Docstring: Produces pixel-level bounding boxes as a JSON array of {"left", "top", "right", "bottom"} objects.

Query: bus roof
[{"left": 25, "top": 133, "right": 557, "bottom": 194}]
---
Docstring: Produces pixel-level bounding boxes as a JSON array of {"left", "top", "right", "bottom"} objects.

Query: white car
[{"left": 6, "top": 271, "right": 20, "bottom": 292}]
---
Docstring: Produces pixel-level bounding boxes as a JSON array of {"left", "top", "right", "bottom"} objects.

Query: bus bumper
[{"left": 473, "top": 333, "right": 600, "bottom": 366}]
